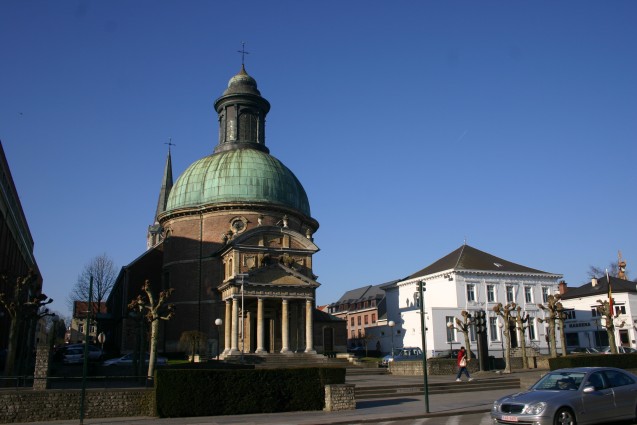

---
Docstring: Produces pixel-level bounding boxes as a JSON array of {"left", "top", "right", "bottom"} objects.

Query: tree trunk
[
  {"left": 504, "top": 328, "right": 512, "bottom": 374},
  {"left": 548, "top": 319, "right": 558, "bottom": 358},
  {"left": 147, "top": 319, "right": 159, "bottom": 379},
  {"left": 4, "top": 317, "right": 19, "bottom": 376},
  {"left": 607, "top": 323, "right": 617, "bottom": 353},
  {"left": 518, "top": 324, "right": 528, "bottom": 369},
  {"left": 462, "top": 329, "right": 471, "bottom": 360},
  {"left": 559, "top": 320, "right": 567, "bottom": 356}
]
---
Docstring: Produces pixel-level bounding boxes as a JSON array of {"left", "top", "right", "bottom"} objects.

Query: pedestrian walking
[{"left": 455, "top": 346, "right": 473, "bottom": 382}]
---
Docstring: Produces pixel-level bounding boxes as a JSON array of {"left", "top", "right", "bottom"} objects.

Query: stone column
[
  {"left": 255, "top": 298, "right": 266, "bottom": 353},
  {"left": 281, "top": 299, "right": 291, "bottom": 354},
  {"left": 230, "top": 297, "right": 239, "bottom": 354},
  {"left": 33, "top": 344, "right": 51, "bottom": 390},
  {"left": 305, "top": 299, "right": 316, "bottom": 354},
  {"left": 224, "top": 300, "right": 231, "bottom": 354}
]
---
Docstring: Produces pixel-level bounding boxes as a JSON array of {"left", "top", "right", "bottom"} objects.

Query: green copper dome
[{"left": 165, "top": 149, "right": 311, "bottom": 216}]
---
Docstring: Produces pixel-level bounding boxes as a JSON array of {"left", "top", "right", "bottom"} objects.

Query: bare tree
[
  {"left": 514, "top": 306, "right": 529, "bottom": 369},
  {"left": 595, "top": 299, "right": 625, "bottom": 354},
  {"left": 0, "top": 270, "right": 53, "bottom": 376},
  {"left": 67, "top": 253, "right": 117, "bottom": 311},
  {"left": 179, "top": 330, "right": 208, "bottom": 362},
  {"left": 450, "top": 311, "right": 473, "bottom": 360},
  {"left": 128, "top": 279, "right": 175, "bottom": 378},
  {"left": 493, "top": 303, "right": 516, "bottom": 374},
  {"left": 588, "top": 261, "right": 632, "bottom": 281},
  {"left": 538, "top": 294, "right": 564, "bottom": 357}
]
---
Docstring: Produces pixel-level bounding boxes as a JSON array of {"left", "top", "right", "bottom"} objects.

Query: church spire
[
  {"left": 147, "top": 144, "right": 174, "bottom": 249},
  {"left": 155, "top": 142, "right": 174, "bottom": 220}
]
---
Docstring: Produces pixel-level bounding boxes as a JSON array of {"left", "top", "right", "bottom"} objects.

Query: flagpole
[{"left": 606, "top": 269, "right": 613, "bottom": 318}]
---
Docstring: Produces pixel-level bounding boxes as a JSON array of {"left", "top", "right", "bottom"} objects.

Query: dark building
[{"left": 0, "top": 140, "right": 42, "bottom": 371}]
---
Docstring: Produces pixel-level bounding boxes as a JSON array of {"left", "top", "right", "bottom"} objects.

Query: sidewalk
[{"left": 18, "top": 370, "right": 546, "bottom": 425}]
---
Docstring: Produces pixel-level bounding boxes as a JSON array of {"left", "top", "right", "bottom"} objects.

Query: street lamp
[
  {"left": 237, "top": 273, "right": 248, "bottom": 360},
  {"left": 214, "top": 318, "right": 223, "bottom": 360},
  {"left": 388, "top": 320, "right": 395, "bottom": 358},
  {"left": 446, "top": 321, "right": 455, "bottom": 355}
]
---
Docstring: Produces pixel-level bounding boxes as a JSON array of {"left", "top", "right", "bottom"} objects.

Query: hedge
[
  {"left": 549, "top": 353, "right": 637, "bottom": 370},
  {"left": 155, "top": 367, "right": 346, "bottom": 417}
]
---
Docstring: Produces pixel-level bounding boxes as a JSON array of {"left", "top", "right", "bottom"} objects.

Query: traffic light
[{"left": 474, "top": 309, "right": 486, "bottom": 334}]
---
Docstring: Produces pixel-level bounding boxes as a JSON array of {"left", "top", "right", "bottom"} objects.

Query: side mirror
[{"left": 582, "top": 386, "right": 596, "bottom": 393}]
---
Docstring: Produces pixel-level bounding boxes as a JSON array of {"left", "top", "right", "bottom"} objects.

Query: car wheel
[{"left": 553, "top": 408, "right": 576, "bottom": 425}]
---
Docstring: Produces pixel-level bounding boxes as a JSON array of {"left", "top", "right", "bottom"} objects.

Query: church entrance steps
[{"left": 354, "top": 376, "right": 520, "bottom": 400}]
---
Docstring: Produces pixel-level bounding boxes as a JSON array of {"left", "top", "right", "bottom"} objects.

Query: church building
[{"left": 106, "top": 66, "right": 346, "bottom": 358}]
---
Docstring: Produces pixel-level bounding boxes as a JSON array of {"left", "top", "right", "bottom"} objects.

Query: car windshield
[{"left": 531, "top": 372, "right": 585, "bottom": 391}]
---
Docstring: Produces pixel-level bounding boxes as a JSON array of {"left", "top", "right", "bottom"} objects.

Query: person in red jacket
[{"left": 455, "top": 346, "right": 473, "bottom": 382}]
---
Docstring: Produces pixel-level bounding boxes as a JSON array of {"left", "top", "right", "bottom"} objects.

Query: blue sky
[{"left": 1, "top": 1, "right": 636, "bottom": 318}]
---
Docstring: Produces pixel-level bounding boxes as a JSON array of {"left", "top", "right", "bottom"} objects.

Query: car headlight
[
  {"left": 492, "top": 401, "right": 501, "bottom": 412},
  {"left": 522, "top": 402, "right": 547, "bottom": 415}
]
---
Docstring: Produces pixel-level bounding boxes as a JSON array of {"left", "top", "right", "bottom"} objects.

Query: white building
[
  {"left": 560, "top": 275, "right": 637, "bottom": 350},
  {"left": 380, "top": 244, "right": 562, "bottom": 358}
]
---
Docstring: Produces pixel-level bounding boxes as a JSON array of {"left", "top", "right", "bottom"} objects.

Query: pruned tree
[
  {"left": 179, "top": 330, "right": 208, "bottom": 362},
  {"left": 450, "top": 311, "right": 473, "bottom": 360},
  {"left": 128, "top": 279, "right": 175, "bottom": 378},
  {"left": 514, "top": 306, "right": 529, "bottom": 369},
  {"left": 67, "top": 253, "right": 117, "bottom": 312},
  {"left": 595, "top": 299, "right": 625, "bottom": 354},
  {"left": 538, "top": 294, "right": 564, "bottom": 357},
  {"left": 0, "top": 270, "right": 53, "bottom": 376},
  {"left": 493, "top": 302, "right": 516, "bottom": 374}
]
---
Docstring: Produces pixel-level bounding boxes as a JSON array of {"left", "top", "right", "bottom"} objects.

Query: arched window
[{"left": 239, "top": 111, "right": 257, "bottom": 142}]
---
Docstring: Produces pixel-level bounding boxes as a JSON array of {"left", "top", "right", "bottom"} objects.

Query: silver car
[{"left": 491, "top": 367, "right": 637, "bottom": 425}]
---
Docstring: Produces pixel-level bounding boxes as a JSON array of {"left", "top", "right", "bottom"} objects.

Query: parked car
[
  {"left": 568, "top": 347, "right": 601, "bottom": 355},
  {"left": 491, "top": 367, "right": 637, "bottom": 425},
  {"left": 102, "top": 352, "right": 168, "bottom": 367},
  {"left": 380, "top": 348, "right": 403, "bottom": 367},
  {"left": 347, "top": 347, "right": 367, "bottom": 357},
  {"left": 67, "top": 344, "right": 103, "bottom": 360},
  {"left": 62, "top": 348, "right": 84, "bottom": 364},
  {"left": 381, "top": 347, "right": 423, "bottom": 366},
  {"left": 600, "top": 346, "right": 637, "bottom": 354}
]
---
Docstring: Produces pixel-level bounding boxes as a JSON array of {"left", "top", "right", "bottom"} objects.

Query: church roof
[
  {"left": 561, "top": 275, "right": 637, "bottom": 300},
  {"left": 165, "top": 148, "right": 310, "bottom": 216},
  {"left": 408, "top": 244, "right": 556, "bottom": 279}
]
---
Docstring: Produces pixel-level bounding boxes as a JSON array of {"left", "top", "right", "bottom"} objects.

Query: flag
[{"left": 607, "top": 269, "right": 613, "bottom": 318}]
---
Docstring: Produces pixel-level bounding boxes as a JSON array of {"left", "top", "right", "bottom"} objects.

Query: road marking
[
  {"left": 479, "top": 412, "right": 493, "bottom": 424},
  {"left": 444, "top": 416, "right": 461, "bottom": 425}
]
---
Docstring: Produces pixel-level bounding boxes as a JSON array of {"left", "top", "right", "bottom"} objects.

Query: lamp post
[
  {"left": 214, "top": 318, "right": 223, "bottom": 360},
  {"left": 446, "top": 322, "right": 455, "bottom": 355},
  {"left": 498, "top": 321, "right": 504, "bottom": 358},
  {"left": 237, "top": 273, "right": 248, "bottom": 360},
  {"left": 418, "top": 280, "right": 430, "bottom": 413},
  {"left": 388, "top": 320, "right": 395, "bottom": 358}
]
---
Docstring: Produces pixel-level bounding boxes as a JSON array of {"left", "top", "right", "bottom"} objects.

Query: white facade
[
  {"left": 560, "top": 282, "right": 637, "bottom": 350},
  {"left": 386, "top": 269, "right": 561, "bottom": 358}
]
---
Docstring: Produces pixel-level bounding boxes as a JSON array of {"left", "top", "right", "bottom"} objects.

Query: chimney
[
  {"left": 558, "top": 280, "right": 568, "bottom": 294},
  {"left": 591, "top": 278, "right": 598, "bottom": 287}
]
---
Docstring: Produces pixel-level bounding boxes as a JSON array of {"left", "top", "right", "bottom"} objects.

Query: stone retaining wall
[
  {"left": 324, "top": 384, "right": 355, "bottom": 411},
  {"left": 390, "top": 357, "right": 549, "bottom": 376},
  {"left": 0, "top": 389, "right": 154, "bottom": 423}
]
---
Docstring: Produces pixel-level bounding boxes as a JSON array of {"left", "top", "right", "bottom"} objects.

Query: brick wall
[{"left": 0, "top": 389, "right": 154, "bottom": 423}]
